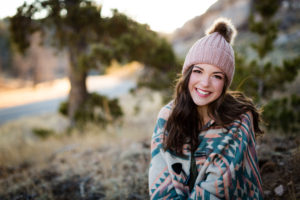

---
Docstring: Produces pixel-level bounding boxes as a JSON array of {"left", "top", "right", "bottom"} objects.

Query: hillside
[
  {"left": 171, "top": 0, "right": 300, "bottom": 61},
  {"left": 0, "top": 88, "right": 299, "bottom": 199},
  {"left": 0, "top": 1, "right": 300, "bottom": 199}
]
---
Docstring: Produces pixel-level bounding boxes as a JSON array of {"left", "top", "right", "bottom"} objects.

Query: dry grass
[
  {"left": 257, "top": 132, "right": 300, "bottom": 199},
  {"left": 3, "top": 84, "right": 299, "bottom": 199},
  {"left": 0, "top": 113, "right": 69, "bottom": 166},
  {"left": 0, "top": 88, "right": 163, "bottom": 199}
]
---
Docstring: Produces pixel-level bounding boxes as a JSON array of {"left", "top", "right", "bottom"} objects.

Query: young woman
[{"left": 148, "top": 18, "right": 264, "bottom": 199}]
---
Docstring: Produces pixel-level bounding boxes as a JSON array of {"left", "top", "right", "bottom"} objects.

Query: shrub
[
  {"left": 263, "top": 94, "right": 300, "bottom": 134},
  {"left": 32, "top": 128, "right": 54, "bottom": 139},
  {"left": 59, "top": 92, "right": 123, "bottom": 127}
]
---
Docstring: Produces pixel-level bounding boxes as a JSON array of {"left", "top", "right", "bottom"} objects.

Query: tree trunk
[
  {"left": 258, "top": 62, "right": 265, "bottom": 100},
  {"left": 68, "top": 50, "right": 88, "bottom": 126},
  {"left": 258, "top": 78, "right": 264, "bottom": 99}
]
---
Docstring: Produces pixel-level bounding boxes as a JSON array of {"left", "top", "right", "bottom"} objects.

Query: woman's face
[{"left": 188, "top": 63, "right": 225, "bottom": 110}]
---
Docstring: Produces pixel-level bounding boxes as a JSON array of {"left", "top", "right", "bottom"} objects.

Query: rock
[
  {"left": 171, "top": 0, "right": 300, "bottom": 60},
  {"left": 172, "top": 0, "right": 252, "bottom": 57},
  {"left": 274, "top": 184, "right": 284, "bottom": 196}
]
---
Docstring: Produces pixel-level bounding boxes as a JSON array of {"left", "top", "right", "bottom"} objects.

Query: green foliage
[
  {"left": 232, "top": 0, "right": 299, "bottom": 100},
  {"left": 263, "top": 94, "right": 300, "bottom": 134},
  {"left": 9, "top": 2, "right": 39, "bottom": 54},
  {"left": 249, "top": 16, "right": 279, "bottom": 59},
  {"left": 59, "top": 92, "right": 123, "bottom": 127},
  {"left": 38, "top": 0, "right": 103, "bottom": 50},
  {"left": 249, "top": 0, "right": 280, "bottom": 59},
  {"left": 137, "top": 58, "right": 182, "bottom": 103},
  {"left": 86, "top": 11, "right": 177, "bottom": 72},
  {"left": 232, "top": 54, "right": 300, "bottom": 100},
  {"left": 232, "top": 53, "right": 260, "bottom": 101},
  {"left": 242, "top": 0, "right": 282, "bottom": 99},
  {"left": 0, "top": 20, "right": 13, "bottom": 72},
  {"left": 254, "top": 0, "right": 280, "bottom": 19},
  {"left": 10, "top": 0, "right": 177, "bottom": 126},
  {"left": 32, "top": 127, "right": 54, "bottom": 139},
  {"left": 58, "top": 101, "right": 68, "bottom": 116},
  {"left": 232, "top": 0, "right": 300, "bottom": 134}
]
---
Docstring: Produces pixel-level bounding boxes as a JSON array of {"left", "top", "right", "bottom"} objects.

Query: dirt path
[{"left": 0, "top": 62, "right": 142, "bottom": 109}]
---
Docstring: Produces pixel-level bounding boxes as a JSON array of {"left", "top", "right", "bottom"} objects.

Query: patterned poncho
[{"left": 148, "top": 103, "right": 263, "bottom": 199}]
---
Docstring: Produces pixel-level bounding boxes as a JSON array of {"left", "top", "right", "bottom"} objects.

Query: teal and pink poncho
[{"left": 148, "top": 102, "right": 263, "bottom": 199}]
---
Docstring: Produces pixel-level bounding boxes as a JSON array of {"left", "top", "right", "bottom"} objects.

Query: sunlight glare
[
  {"left": 97, "top": 0, "right": 218, "bottom": 33},
  {"left": 1, "top": 0, "right": 218, "bottom": 33}
]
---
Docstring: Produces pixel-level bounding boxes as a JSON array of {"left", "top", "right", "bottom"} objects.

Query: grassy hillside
[
  {"left": 1, "top": 87, "right": 300, "bottom": 199},
  {"left": 0, "top": 88, "right": 162, "bottom": 200}
]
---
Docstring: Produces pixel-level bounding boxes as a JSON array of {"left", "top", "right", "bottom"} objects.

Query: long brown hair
[{"left": 163, "top": 66, "right": 264, "bottom": 155}]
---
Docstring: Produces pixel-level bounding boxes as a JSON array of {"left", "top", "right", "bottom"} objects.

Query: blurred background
[{"left": 0, "top": 0, "right": 299, "bottom": 199}]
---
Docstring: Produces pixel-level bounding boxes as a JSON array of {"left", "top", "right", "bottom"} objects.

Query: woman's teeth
[{"left": 197, "top": 89, "right": 210, "bottom": 95}]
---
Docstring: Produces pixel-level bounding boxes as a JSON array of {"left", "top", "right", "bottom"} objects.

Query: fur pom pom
[{"left": 206, "top": 18, "right": 237, "bottom": 44}]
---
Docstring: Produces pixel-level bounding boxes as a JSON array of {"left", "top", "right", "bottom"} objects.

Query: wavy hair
[{"left": 163, "top": 66, "right": 264, "bottom": 155}]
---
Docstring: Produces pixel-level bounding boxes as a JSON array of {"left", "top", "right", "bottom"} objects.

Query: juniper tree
[
  {"left": 231, "top": 0, "right": 300, "bottom": 133},
  {"left": 10, "top": 0, "right": 176, "bottom": 126}
]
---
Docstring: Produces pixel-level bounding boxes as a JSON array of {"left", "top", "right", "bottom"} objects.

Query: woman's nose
[{"left": 200, "top": 75, "right": 210, "bottom": 87}]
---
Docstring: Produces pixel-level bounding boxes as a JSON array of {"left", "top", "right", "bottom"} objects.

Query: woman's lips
[{"left": 196, "top": 88, "right": 211, "bottom": 97}]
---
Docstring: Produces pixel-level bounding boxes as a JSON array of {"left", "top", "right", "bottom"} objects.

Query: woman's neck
[{"left": 197, "top": 106, "right": 211, "bottom": 125}]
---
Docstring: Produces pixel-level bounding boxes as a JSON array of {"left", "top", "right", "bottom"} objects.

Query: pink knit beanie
[{"left": 182, "top": 18, "right": 237, "bottom": 86}]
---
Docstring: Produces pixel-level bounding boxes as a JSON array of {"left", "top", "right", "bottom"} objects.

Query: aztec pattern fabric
[{"left": 148, "top": 102, "right": 263, "bottom": 199}]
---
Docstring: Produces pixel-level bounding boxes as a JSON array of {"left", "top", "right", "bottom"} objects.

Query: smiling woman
[
  {"left": 188, "top": 64, "right": 225, "bottom": 117},
  {"left": 148, "top": 18, "right": 264, "bottom": 199}
]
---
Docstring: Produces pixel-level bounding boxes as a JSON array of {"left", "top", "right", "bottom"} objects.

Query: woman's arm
[
  {"left": 188, "top": 112, "right": 263, "bottom": 200},
  {"left": 148, "top": 105, "right": 189, "bottom": 200}
]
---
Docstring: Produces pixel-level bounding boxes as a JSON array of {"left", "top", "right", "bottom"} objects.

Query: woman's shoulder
[
  {"left": 226, "top": 111, "right": 253, "bottom": 126},
  {"left": 222, "top": 111, "right": 254, "bottom": 135},
  {"left": 239, "top": 111, "right": 254, "bottom": 128},
  {"left": 224, "top": 111, "right": 255, "bottom": 140},
  {"left": 156, "top": 100, "right": 174, "bottom": 121}
]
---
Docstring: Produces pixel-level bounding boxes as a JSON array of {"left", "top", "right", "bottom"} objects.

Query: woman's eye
[
  {"left": 193, "top": 70, "right": 202, "bottom": 73},
  {"left": 214, "top": 75, "right": 223, "bottom": 80}
]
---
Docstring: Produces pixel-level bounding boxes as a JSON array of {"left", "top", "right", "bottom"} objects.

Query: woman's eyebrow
[
  {"left": 193, "top": 66, "right": 203, "bottom": 70},
  {"left": 213, "top": 71, "right": 224, "bottom": 75},
  {"left": 194, "top": 66, "right": 224, "bottom": 74},
  {"left": 193, "top": 65, "right": 224, "bottom": 75}
]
